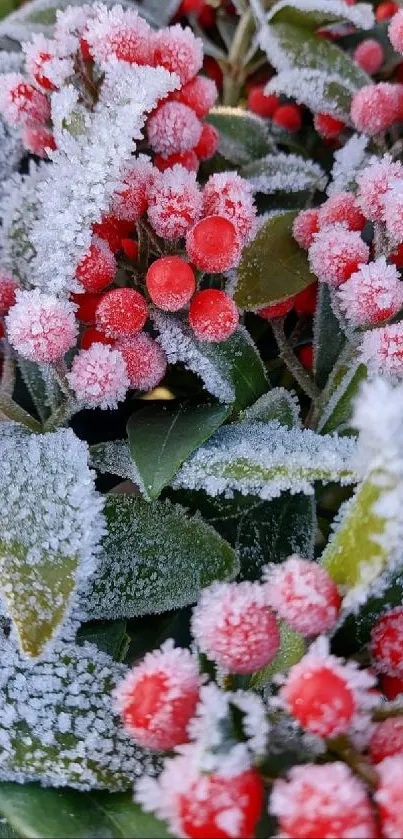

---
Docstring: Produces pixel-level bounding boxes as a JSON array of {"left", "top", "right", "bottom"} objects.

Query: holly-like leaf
[
  {"left": 127, "top": 401, "right": 231, "bottom": 500},
  {"left": 0, "top": 426, "right": 104, "bottom": 658},
  {"left": 234, "top": 211, "right": 316, "bottom": 310},
  {"left": 83, "top": 495, "right": 239, "bottom": 620},
  {"left": 0, "top": 785, "right": 171, "bottom": 839},
  {"left": 240, "top": 388, "right": 300, "bottom": 428},
  {"left": 251, "top": 621, "right": 305, "bottom": 689},
  {"left": 207, "top": 107, "right": 273, "bottom": 165},
  {"left": 241, "top": 152, "right": 327, "bottom": 195}
]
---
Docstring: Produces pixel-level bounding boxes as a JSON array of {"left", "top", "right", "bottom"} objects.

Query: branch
[{"left": 271, "top": 317, "right": 319, "bottom": 401}]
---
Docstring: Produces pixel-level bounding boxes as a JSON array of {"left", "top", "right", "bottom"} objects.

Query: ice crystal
[
  {"left": 172, "top": 421, "right": 357, "bottom": 499},
  {"left": 242, "top": 151, "right": 326, "bottom": 195},
  {"left": 0, "top": 163, "right": 43, "bottom": 287},
  {"left": 266, "top": 69, "right": 352, "bottom": 119},
  {"left": 0, "top": 632, "right": 157, "bottom": 789},
  {"left": 90, "top": 439, "right": 145, "bottom": 490},
  {"left": 30, "top": 61, "right": 178, "bottom": 296},
  {"left": 327, "top": 134, "right": 369, "bottom": 196},
  {"left": 0, "top": 118, "right": 23, "bottom": 203}
]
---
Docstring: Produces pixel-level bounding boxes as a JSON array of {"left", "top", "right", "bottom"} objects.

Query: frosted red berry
[
  {"left": 85, "top": 6, "right": 152, "bottom": 66},
  {"left": 294, "top": 283, "right": 317, "bottom": 316},
  {"left": 0, "top": 271, "right": 18, "bottom": 316},
  {"left": 265, "top": 556, "right": 341, "bottom": 636},
  {"left": 298, "top": 344, "right": 313, "bottom": 369},
  {"left": 66, "top": 343, "right": 129, "bottom": 410},
  {"left": 186, "top": 216, "right": 241, "bottom": 273},
  {"left": 270, "top": 762, "right": 377, "bottom": 839},
  {"left": 0, "top": 74, "right": 51, "bottom": 127},
  {"left": 371, "top": 608, "right": 403, "bottom": 678},
  {"left": 96, "top": 288, "right": 148, "bottom": 338},
  {"left": 377, "top": 1, "right": 398, "bottom": 20},
  {"left": 203, "top": 56, "right": 223, "bottom": 90},
  {"left": 248, "top": 85, "right": 279, "bottom": 118},
  {"left": 381, "top": 674, "right": 403, "bottom": 699},
  {"left": 272, "top": 103, "right": 302, "bottom": 132},
  {"left": 357, "top": 157, "right": 403, "bottom": 222},
  {"left": 71, "top": 292, "right": 102, "bottom": 323},
  {"left": 148, "top": 165, "right": 202, "bottom": 240},
  {"left": 115, "top": 641, "right": 200, "bottom": 750},
  {"left": 194, "top": 123, "right": 219, "bottom": 160},
  {"left": 202, "top": 172, "right": 257, "bottom": 243},
  {"left": 81, "top": 327, "right": 114, "bottom": 350},
  {"left": 93, "top": 214, "right": 134, "bottom": 253},
  {"left": 154, "top": 151, "right": 199, "bottom": 172},
  {"left": 6, "top": 289, "right": 77, "bottom": 363},
  {"left": 370, "top": 718, "right": 403, "bottom": 764},
  {"left": 389, "top": 9, "right": 403, "bottom": 54},
  {"left": 354, "top": 39, "right": 384, "bottom": 74},
  {"left": 338, "top": 258, "right": 403, "bottom": 327},
  {"left": 117, "top": 333, "right": 167, "bottom": 392},
  {"left": 177, "top": 769, "right": 264, "bottom": 839},
  {"left": 314, "top": 112, "right": 345, "bottom": 139},
  {"left": 309, "top": 225, "right": 369, "bottom": 286},
  {"left": 258, "top": 299, "right": 293, "bottom": 319},
  {"left": 146, "top": 256, "right": 196, "bottom": 311},
  {"left": 147, "top": 101, "right": 202, "bottom": 159},
  {"left": 191, "top": 581, "right": 280, "bottom": 673},
  {"left": 318, "top": 192, "right": 366, "bottom": 232},
  {"left": 375, "top": 756, "right": 403, "bottom": 839},
  {"left": 151, "top": 24, "right": 203, "bottom": 86},
  {"left": 189, "top": 289, "right": 239, "bottom": 343},
  {"left": 351, "top": 83, "right": 398, "bottom": 135},
  {"left": 172, "top": 75, "right": 218, "bottom": 118},
  {"left": 21, "top": 125, "right": 56, "bottom": 158},
  {"left": 76, "top": 237, "right": 116, "bottom": 293},
  {"left": 111, "top": 157, "right": 156, "bottom": 224},
  {"left": 361, "top": 323, "right": 403, "bottom": 377},
  {"left": 293, "top": 209, "right": 319, "bottom": 249}
]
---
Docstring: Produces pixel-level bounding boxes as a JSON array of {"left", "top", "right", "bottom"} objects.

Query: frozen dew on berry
[
  {"left": 361, "top": 323, "right": 403, "bottom": 378},
  {"left": 375, "top": 756, "right": 403, "bottom": 839},
  {"left": 191, "top": 581, "right": 280, "bottom": 674},
  {"left": 96, "top": 288, "right": 148, "bottom": 338},
  {"left": 186, "top": 216, "right": 241, "bottom": 273},
  {"left": 117, "top": 333, "right": 167, "bottom": 392},
  {"left": 146, "top": 256, "right": 196, "bottom": 311},
  {"left": 318, "top": 191, "right": 365, "bottom": 232},
  {"left": 189, "top": 289, "right": 239, "bottom": 343},
  {"left": 172, "top": 74, "right": 218, "bottom": 118},
  {"left": 356, "top": 156, "right": 403, "bottom": 222},
  {"left": 111, "top": 156, "right": 156, "bottom": 224},
  {"left": 0, "top": 269, "right": 18, "bottom": 315},
  {"left": 114, "top": 640, "right": 200, "bottom": 751},
  {"left": 313, "top": 112, "right": 345, "bottom": 139},
  {"left": 147, "top": 165, "right": 202, "bottom": 240},
  {"left": 338, "top": 258, "right": 403, "bottom": 327},
  {"left": 194, "top": 123, "right": 219, "bottom": 160},
  {"left": 370, "top": 718, "right": 403, "bottom": 763},
  {"left": 151, "top": 24, "right": 203, "bottom": 86},
  {"left": 76, "top": 236, "right": 116, "bottom": 293},
  {"left": 389, "top": 9, "right": 403, "bottom": 54},
  {"left": 147, "top": 101, "right": 202, "bottom": 159},
  {"left": 6, "top": 289, "right": 77, "bottom": 363},
  {"left": 264, "top": 555, "right": 341, "bottom": 636},
  {"left": 371, "top": 607, "right": 403, "bottom": 677},
  {"left": 84, "top": 5, "right": 152, "bottom": 66},
  {"left": 66, "top": 343, "right": 129, "bottom": 410},
  {"left": 23, "top": 34, "right": 58, "bottom": 92},
  {"left": 309, "top": 224, "right": 369, "bottom": 286},
  {"left": 354, "top": 39, "right": 384, "bottom": 74},
  {"left": 292, "top": 208, "right": 319, "bottom": 249},
  {"left": 0, "top": 73, "right": 50, "bottom": 127},
  {"left": 350, "top": 83, "right": 398, "bottom": 135},
  {"left": 270, "top": 762, "right": 377, "bottom": 839},
  {"left": 21, "top": 125, "right": 56, "bottom": 158},
  {"left": 202, "top": 172, "right": 257, "bottom": 244}
]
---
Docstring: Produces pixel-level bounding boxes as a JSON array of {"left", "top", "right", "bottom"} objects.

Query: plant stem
[
  {"left": 326, "top": 735, "right": 378, "bottom": 790},
  {"left": 373, "top": 704, "right": 403, "bottom": 721},
  {"left": 271, "top": 317, "right": 319, "bottom": 401},
  {"left": 223, "top": 9, "right": 255, "bottom": 105}
]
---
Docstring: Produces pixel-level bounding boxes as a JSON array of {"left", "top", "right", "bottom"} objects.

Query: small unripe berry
[
  {"left": 76, "top": 237, "right": 116, "bottom": 293},
  {"left": 314, "top": 112, "right": 345, "bottom": 139},
  {"left": 81, "top": 327, "right": 114, "bottom": 350},
  {"left": 375, "top": 756, "right": 403, "bottom": 839},
  {"left": 117, "top": 333, "right": 167, "bottom": 392},
  {"left": 0, "top": 270, "right": 18, "bottom": 316},
  {"left": 114, "top": 641, "right": 200, "bottom": 750},
  {"left": 318, "top": 192, "right": 366, "bottom": 232},
  {"left": 293, "top": 283, "right": 317, "bottom": 316},
  {"left": 66, "top": 343, "right": 129, "bottom": 410},
  {"left": 248, "top": 85, "right": 279, "bottom": 117},
  {"left": 146, "top": 256, "right": 196, "bottom": 311},
  {"left": 258, "top": 299, "right": 293, "bottom": 319},
  {"left": 194, "top": 122, "right": 219, "bottom": 160},
  {"left": 376, "top": 1, "right": 398, "bottom": 20},
  {"left": 265, "top": 556, "right": 341, "bottom": 636},
  {"left": 292, "top": 208, "right": 319, "bottom": 249},
  {"left": 354, "top": 39, "right": 384, "bottom": 74},
  {"left": 186, "top": 216, "right": 241, "bottom": 272},
  {"left": 272, "top": 103, "right": 302, "bottom": 132},
  {"left": 96, "top": 288, "right": 148, "bottom": 338},
  {"left": 309, "top": 225, "right": 369, "bottom": 286},
  {"left": 371, "top": 608, "right": 403, "bottom": 677},
  {"left": 191, "top": 581, "right": 280, "bottom": 673},
  {"left": 6, "top": 290, "right": 77, "bottom": 363},
  {"left": 189, "top": 289, "right": 239, "bottom": 342},
  {"left": 370, "top": 718, "right": 403, "bottom": 764},
  {"left": 351, "top": 83, "right": 398, "bottom": 135}
]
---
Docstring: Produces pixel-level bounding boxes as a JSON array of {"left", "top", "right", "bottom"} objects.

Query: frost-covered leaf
[
  {"left": 76, "top": 620, "right": 130, "bottom": 662},
  {"left": 0, "top": 784, "right": 171, "bottom": 839},
  {"left": 241, "top": 152, "right": 327, "bottom": 195},
  {"left": 17, "top": 359, "right": 62, "bottom": 424},
  {"left": 82, "top": 495, "right": 239, "bottom": 620},
  {"left": 316, "top": 357, "right": 367, "bottom": 434},
  {"left": 172, "top": 420, "right": 357, "bottom": 499},
  {"left": 234, "top": 211, "right": 316, "bottom": 310},
  {"left": 0, "top": 395, "right": 42, "bottom": 432},
  {"left": 313, "top": 284, "right": 346, "bottom": 390},
  {"left": 251, "top": 621, "right": 305, "bottom": 689},
  {"left": 0, "top": 635, "right": 157, "bottom": 790},
  {"left": 0, "top": 118, "right": 22, "bottom": 203},
  {"left": 327, "top": 134, "right": 369, "bottom": 196},
  {"left": 266, "top": 68, "right": 351, "bottom": 119},
  {"left": 207, "top": 107, "right": 273, "bottom": 166},
  {"left": 267, "top": 0, "right": 374, "bottom": 31},
  {"left": 241, "top": 388, "right": 300, "bottom": 428},
  {"left": 90, "top": 440, "right": 144, "bottom": 488},
  {"left": 127, "top": 402, "right": 231, "bottom": 500},
  {"left": 0, "top": 164, "right": 42, "bottom": 288},
  {"left": 154, "top": 314, "right": 268, "bottom": 409},
  {"left": 0, "top": 426, "right": 104, "bottom": 658}
]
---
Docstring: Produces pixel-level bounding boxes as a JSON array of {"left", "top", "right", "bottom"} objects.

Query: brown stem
[{"left": 373, "top": 704, "right": 403, "bottom": 721}]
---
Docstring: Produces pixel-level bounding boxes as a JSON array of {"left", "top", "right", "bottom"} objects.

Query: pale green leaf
[
  {"left": 241, "top": 152, "right": 327, "bottom": 195},
  {"left": 207, "top": 106, "right": 273, "bottom": 165},
  {"left": 251, "top": 621, "right": 305, "bottom": 689},
  {"left": 240, "top": 388, "right": 300, "bottom": 428}
]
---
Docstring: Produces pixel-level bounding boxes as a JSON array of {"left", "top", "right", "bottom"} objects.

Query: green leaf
[
  {"left": 154, "top": 314, "right": 268, "bottom": 410},
  {"left": 251, "top": 622, "right": 305, "bottom": 689},
  {"left": 316, "top": 359, "right": 367, "bottom": 434},
  {"left": 268, "top": 0, "right": 374, "bottom": 31},
  {"left": 76, "top": 620, "right": 130, "bottom": 662},
  {"left": 0, "top": 784, "right": 172, "bottom": 838},
  {"left": 241, "top": 153, "right": 327, "bottom": 195},
  {"left": 267, "top": 68, "right": 352, "bottom": 119},
  {"left": 0, "top": 0, "right": 18, "bottom": 21},
  {"left": 17, "top": 359, "right": 61, "bottom": 424},
  {"left": 0, "top": 394, "right": 42, "bottom": 432},
  {"left": 83, "top": 495, "right": 239, "bottom": 620},
  {"left": 313, "top": 284, "right": 346, "bottom": 390},
  {"left": 207, "top": 106, "right": 273, "bottom": 165},
  {"left": 0, "top": 426, "right": 103, "bottom": 658},
  {"left": 240, "top": 388, "right": 300, "bottom": 428},
  {"left": 234, "top": 211, "right": 316, "bottom": 310},
  {"left": 127, "top": 401, "right": 231, "bottom": 499}
]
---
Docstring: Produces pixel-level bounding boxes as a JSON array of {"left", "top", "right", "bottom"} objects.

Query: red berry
[
  {"left": 96, "top": 288, "right": 148, "bottom": 338},
  {"left": 258, "top": 299, "right": 293, "bottom": 319},
  {"left": 146, "top": 256, "right": 196, "bottom": 311},
  {"left": 115, "top": 642, "right": 200, "bottom": 750},
  {"left": 32, "top": 52, "right": 56, "bottom": 91},
  {"left": 198, "top": 4, "right": 216, "bottom": 28},
  {"left": 186, "top": 215, "right": 241, "bottom": 273},
  {"left": 177, "top": 769, "right": 264, "bottom": 839},
  {"left": 248, "top": 85, "right": 279, "bottom": 118},
  {"left": 203, "top": 57, "right": 223, "bottom": 91},
  {"left": 314, "top": 112, "right": 345, "bottom": 139},
  {"left": 117, "top": 333, "right": 167, "bottom": 391},
  {"left": 22, "top": 125, "right": 56, "bottom": 158},
  {"left": 189, "top": 289, "right": 239, "bottom": 342},
  {"left": 318, "top": 192, "right": 366, "bottom": 232},
  {"left": 309, "top": 225, "right": 369, "bottom": 286},
  {"left": 351, "top": 83, "right": 398, "bottom": 135},
  {"left": 81, "top": 327, "right": 114, "bottom": 350},
  {"left": 273, "top": 103, "right": 302, "bottom": 132},
  {"left": 148, "top": 166, "right": 202, "bottom": 241},
  {"left": 354, "top": 39, "right": 384, "bottom": 75},
  {"left": 293, "top": 283, "right": 317, "bottom": 316},
  {"left": 154, "top": 151, "right": 199, "bottom": 172},
  {"left": 265, "top": 556, "right": 341, "bottom": 636},
  {"left": 371, "top": 608, "right": 403, "bottom": 678},
  {"left": 281, "top": 656, "right": 356, "bottom": 737},
  {"left": 299, "top": 344, "right": 314, "bottom": 369},
  {"left": 381, "top": 674, "right": 403, "bottom": 699},
  {"left": 172, "top": 75, "right": 218, "bottom": 119},
  {"left": 111, "top": 156, "right": 155, "bottom": 224},
  {"left": 293, "top": 209, "right": 320, "bottom": 250},
  {"left": 0, "top": 271, "right": 18, "bottom": 316},
  {"left": 121, "top": 239, "right": 139, "bottom": 260},
  {"left": 370, "top": 718, "right": 403, "bottom": 763},
  {"left": 71, "top": 292, "right": 103, "bottom": 323},
  {"left": 376, "top": 1, "right": 398, "bottom": 21},
  {"left": 375, "top": 756, "right": 403, "bottom": 839},
  {"left": 93, "top": 215, "right": 134, "bottom": 253},
  {"left": 194, "top": 123, "right": 219, "bottom": 160},
  {"left": 191, "top": 581, "right": 280, "bottom": 673},
  {"left": 80, "top": 37, "right": 93, "bottom": 62},
  {"left": 0, "top": 77, "right": 50, "bottom": 127},
  {"left": 180, "top": 0, "right": 204, "bottom": 13},
  {"left": 76, "top": 237, "right": 116, "bottom": 293}
]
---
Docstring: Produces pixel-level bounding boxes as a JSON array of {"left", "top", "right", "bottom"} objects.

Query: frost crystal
[
  {"left": 0, "top": 118, "right": 23, "bottom": 203},
  {"left": 242, "top": 151, "right": 326, "bottom": 195},
  {"left": 0, "top": 163, "right": 44, "bottom": 287},
  {"left": 327, "top": 134, "right": 369, "bottom": 196},
  {"left": 265, "top": 0, "right": 374, "bottom": 30},
  {"left": 172, "top": 421, "right": 357, "bottom": 499},
  {"left": 267, "top": 69, "right": 352, "bottom": 119}
]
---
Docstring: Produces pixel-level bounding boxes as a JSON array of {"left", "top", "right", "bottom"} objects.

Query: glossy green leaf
[
  {"left": 251, "top": 622, "right": 305, "bottom": 689},
  {"left": 241, "top": 388, "right": 300, "bottom": 428},
  {"left": 127, "top": 401, "right": 231, "bottom": 499},
  {"left": 234, "top": 211, "right": 316, "bottom": 310},
  {"left": 83, "top": 495, "right": 239, "bottom": 619},
  {"left": 207, "top": 106, "right": 273, "bottom": 165},
  {"left": 0, "top": 784, "right": 171, "bottom": 838},
  {"left": 313, "top": 284, "right": 346, "bottom": 390}
]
